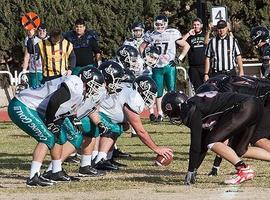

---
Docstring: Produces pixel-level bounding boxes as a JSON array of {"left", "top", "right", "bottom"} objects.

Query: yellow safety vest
[{"left": 38, "top": 38, "right": 73, "bottom": 77}]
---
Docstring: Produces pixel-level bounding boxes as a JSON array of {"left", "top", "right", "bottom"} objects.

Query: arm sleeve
[
  {"left": 188, "top": 108, "right": 204, "bottom": 171},
  {"left": 45, "top": 83, "right": 71, "bottom": 124},
  {"left": 68, "top": 50, "right": 76, "bottom": 70}
]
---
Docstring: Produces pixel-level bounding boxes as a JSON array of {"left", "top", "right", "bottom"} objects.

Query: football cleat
[
  {"left": 112, "top": 148, "right": 132, "bottom": 158},
  {"left": 51, "top": 170, "right": 71, "bottom": 182},
  {"left": 78, "top": 165, "right": 106, "bottom": 177},
  {"left": 26, "top": 173, "right": 54, "bottom": 187},
  {"left": 95, "top": 159, "right": 119, "bottom": 171},
  {"left": 224, "top": 165, "right": 255, "bottom": 185}
]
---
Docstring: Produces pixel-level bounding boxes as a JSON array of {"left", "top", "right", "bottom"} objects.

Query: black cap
[
  {"left": 216, "top": 20, "right": 227, "bottom": 29},
  {"left": 38, "top": 23, "right": 46, "bottom": 30}
]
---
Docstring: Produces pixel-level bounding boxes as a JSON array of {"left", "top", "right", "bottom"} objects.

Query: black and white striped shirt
[{"left": 205, "top": 35, "right": 242, "bottom": 72}]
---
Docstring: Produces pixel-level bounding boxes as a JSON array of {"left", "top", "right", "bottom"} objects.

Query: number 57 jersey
[{"left": 143, "top": 28, "right": 182, "bottom": 68}]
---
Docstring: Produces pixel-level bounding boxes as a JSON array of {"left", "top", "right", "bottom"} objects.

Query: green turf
[{"left": 0, "top": 120, "right": 269, "bottom": 193}]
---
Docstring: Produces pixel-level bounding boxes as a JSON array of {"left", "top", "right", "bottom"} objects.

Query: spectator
[
  {"left": 21, "top": 24, "right": 48, "bottom": 88},
  {"left": 182, "top": 18, "right": 207, "bottom": 91},
  {"left": 63, "top": 18, "right": 102, "bottom": 75},
  {"left": 27, "top": 28, "right": 76, "bottom": 82},
  {"left": 139, "top": 15, "right": 190, "bottom": 122},
  {"left": 204, "top": 20, "right": 244, "bottom": 81}
]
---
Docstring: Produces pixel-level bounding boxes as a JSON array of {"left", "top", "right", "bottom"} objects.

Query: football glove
[
  {"left": 184, "top": 171, "right": 197, "bottom": 185},
  {"left": 72, "top": 117, "right": 83, "bottom": 133},
  {"left": 208, "top": 166, "right": 219, "bottom": 176}
]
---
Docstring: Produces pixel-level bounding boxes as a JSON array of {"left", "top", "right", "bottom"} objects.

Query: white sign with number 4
[{"left": 211, "top": 6, "right": 227, "bottom": 26}]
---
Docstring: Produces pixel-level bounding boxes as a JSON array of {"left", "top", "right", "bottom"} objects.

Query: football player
[
  {"left": 123, "top": 22, "right": 145, "bottom": 50},
  {"left": 8, "top": 67, "right": 105, "bottom": 187},
  {"left": 92, "top": 75, "right": 173, "bottom": 170},
  {"left": 139, "top": 15, "right": 190, "bottom": 122},
  {"left": 250, "top": 26, "right": 270, "bottom": 78},
  {"left": 162, "top": 90, "right": 270, "bottom": 185}
]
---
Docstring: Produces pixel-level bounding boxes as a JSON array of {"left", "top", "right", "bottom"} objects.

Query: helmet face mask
[
  {"left": 154, "top": 15, "right": 168, "bottom": 33},
  {"left": 143, "top": 46, "right": 161, "bottom": 67},
  {"left": 80, "top": 67, "right": 105, "bottom": 99},
  {"left": 99, "top": 61, "right": 124, "bottom": 94},
  {"left": 161, "top": 91, "right": 188, "bottom": 124},
  {"left": 117, "top": 45, "right": 139, "bottom": 69},
  {"left": 133, "top": 76, "right": 157, "bottom": 108},
  {"left": 131, "top": 22, "right": 145, "bottom": 38},
  {"left": 250, "top": 26, "right": 270, "bottom": 46}
]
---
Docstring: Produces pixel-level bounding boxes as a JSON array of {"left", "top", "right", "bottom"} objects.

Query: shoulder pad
[{"left": 85, "top": 30, "right": 99, "bottom": 41}]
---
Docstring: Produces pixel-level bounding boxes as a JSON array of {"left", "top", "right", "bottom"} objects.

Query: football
[{"left": 155, "top": 154, "right": 173, "bottom": 166}]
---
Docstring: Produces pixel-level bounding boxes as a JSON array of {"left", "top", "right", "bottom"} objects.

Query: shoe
[
  {"left": 26, "top": 173, "right": 54, "bottom": 187},
  {"left": 113, "top": 148, "right": 132, "bottom": 158},
  {"left": 40, "top": 170, "right": 54, "bottom": 182},
  {"left": 155, "top": 115, "right": 163, "bottom": 123},
  {"left": 224, "top": 165, "right": 255, "bottom": 185},
  {"left": 110, "top": 159, "right": 127, "bottom": 167},
  {"left": 51, "top": 170, "right": 71, "bottom": 182},
  {"left": 95, "top": 159, "right": 119, "bottom": 171},
  {"left": 64, "top": 154, "right": 81, "bottom": 164},
  {"left": 78, "top": 165, "right": 106, "bottom": 177},
  {"left": 149, "top": 113, "right": 156, "bottom": 122}
]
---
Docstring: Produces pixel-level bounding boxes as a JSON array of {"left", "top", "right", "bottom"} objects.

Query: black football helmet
[
  {"left": 196, "top": 83, "right": 219, "bottom": 94},
  {"left": 143, "top": 45, "right": 161, "bottom": 67},
  {"left": 116, "top": 45, "right": 139, "bottom": 69},
  {"left": 79, "top": 67, "right": 105, "bottom": 98},
  {"left": 131, "top": 22, "right": 145, "bottom": 38},
  {"left": 122, "top": 68, "right": 136, "bottom": 83},
  {"left": 205, "top": 74, "right": 232, "bottom": 92},
  {"left": 250, "top": 26, "right": 269, "bottom": 45},
  {"left": 154, "top": 15, "right": 168, "bottom": 33},
  {"left": 133, "top": 76, "right": 157, "bottom": 108},
  {"left": 161, "top": 91, "right": 188, "bottom": 124},
  {"left": 99, "top": 61, "right": 124, "bottom": 94}
]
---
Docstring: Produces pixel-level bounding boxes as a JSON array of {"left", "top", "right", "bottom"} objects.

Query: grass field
[{"left": 1, "top": 120, "right": 270, "bottom": 199}]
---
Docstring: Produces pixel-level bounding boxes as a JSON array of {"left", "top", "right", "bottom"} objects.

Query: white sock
[
  {"left": 30, "top": 161, "right": 42, "bottom": 179},
  {"left": 95, "top": 152, "right": 107, "bottom": 164},
  {"left": 158, "top": 112, "right": 163, "bottom": 116},
  {"left": 52, "top": 160, "right": 62, "bottom": 173},
  {"left": 46, "top": 162, "right": 53, "bottom": 172},
  {"left": 107, "top": 151, "right": 113, "bottom": 160},
  {"left": 80, "top": 155, "right": 92, "bottom": 167},
  {"left": 92, "top": 150, "right": 98, "bottom": 161}
]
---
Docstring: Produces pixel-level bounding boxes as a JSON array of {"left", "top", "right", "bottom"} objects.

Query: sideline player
[{"left": 139, "top": 15, "right": 190, "bottom": 122}]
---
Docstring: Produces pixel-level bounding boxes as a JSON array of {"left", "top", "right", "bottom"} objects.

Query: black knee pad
[{"left": 100, "top": 131, "right": 119, "bottom": 141}]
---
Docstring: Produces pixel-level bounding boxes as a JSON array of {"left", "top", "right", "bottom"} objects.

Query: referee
[{"left": 204, "top": 20, "right": 244, "bottom": 81}]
